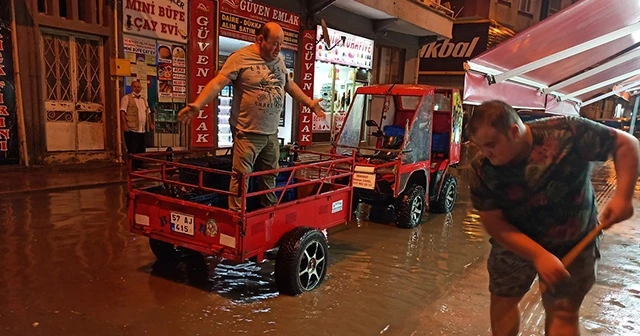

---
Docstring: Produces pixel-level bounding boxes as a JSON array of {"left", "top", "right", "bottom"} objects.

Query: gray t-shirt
[{"left": 220, "top": 45, "right": 288, "bottom": 135}]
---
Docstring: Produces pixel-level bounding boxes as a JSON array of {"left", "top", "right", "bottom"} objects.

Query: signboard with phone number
[{"left": 219, "top": 0, "right": 300, "bottom": 51}]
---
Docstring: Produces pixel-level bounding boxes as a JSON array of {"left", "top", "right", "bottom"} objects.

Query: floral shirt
[{"left": 470, "top": 116, "right": 617, "bottom": 256}]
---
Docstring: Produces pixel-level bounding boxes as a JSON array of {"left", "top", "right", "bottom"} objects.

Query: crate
[
  {"left": 178, "top": 156, "right": 232, "bottom": 190},
  {"left": 185, "top": 192, "right": 228, "bottom": 208}
]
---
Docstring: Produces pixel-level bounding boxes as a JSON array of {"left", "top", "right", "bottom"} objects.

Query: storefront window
[
  {"left": 216, "top": 36, "right": 297, "bottom": 148},
  {"left": 216, "top": 1, "right": 300, "bottom": 147},
  {"left": 122, "top": 0, "right": 189, "bottom": 150},
  {"left": 123, "top": 35, "right": 188, "bottom": 150},
  {"left": 313, "top": 26, "right": 374, "bottom": 141}
]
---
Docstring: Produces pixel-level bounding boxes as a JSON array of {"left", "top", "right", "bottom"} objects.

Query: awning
[{"left": 463, "top": 0, "right": 640, "bottom": 115}]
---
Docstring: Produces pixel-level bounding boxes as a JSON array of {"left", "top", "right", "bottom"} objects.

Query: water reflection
[{"left": 0, "top": 165, "right": 494, "bottom": 336}]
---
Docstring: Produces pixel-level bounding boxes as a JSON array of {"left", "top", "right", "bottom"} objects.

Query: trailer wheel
[
  {"left": 149, "top": 238, "right": 191, "bottom": 261},
  {"left": 432, "top": 174, "right": 457, "bottom": 214},
  {"left": 395, "top": 184, "right": 425, "bottom": 228},
  {"left": 275, "top": 227, "right": 329, "bottom": 296}
]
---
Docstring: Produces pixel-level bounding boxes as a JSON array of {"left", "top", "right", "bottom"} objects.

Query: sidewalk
[
  {"left": 0, "top": 162, "right": 129, "bottom": 195},
  {"left": 413, "top": 161, "right": 640, "bottom": 335}
]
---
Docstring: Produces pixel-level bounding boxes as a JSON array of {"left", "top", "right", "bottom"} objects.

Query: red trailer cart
[{"left": 127, "top": 149, "right": 354, "bottom": 295}]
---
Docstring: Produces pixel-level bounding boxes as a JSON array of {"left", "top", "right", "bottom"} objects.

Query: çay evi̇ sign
[{"left": 123, "top": 0, "right": 188, "bottom": 43}]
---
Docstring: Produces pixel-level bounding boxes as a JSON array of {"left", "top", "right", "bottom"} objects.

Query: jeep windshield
[{"left": 334, "top": 92, "right": 425, "bottom": 159}]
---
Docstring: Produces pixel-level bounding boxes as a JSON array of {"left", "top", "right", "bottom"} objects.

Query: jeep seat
[{"left": 382, "top": 125, "right": 405, "bottom": 149}]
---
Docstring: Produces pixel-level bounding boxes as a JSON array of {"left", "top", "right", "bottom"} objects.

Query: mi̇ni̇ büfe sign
[{"left": 123, "top": 0, "right": 189, "bottom": 43}]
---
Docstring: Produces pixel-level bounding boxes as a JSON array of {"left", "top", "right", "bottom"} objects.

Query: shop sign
[
  {"left": 298, "top": 30, "right": 315, "bottom": 146},
  {"left": 123, "top": 0, "right": 189, "bottom": 43},
  {"left": 418, "top": 21, "right": 490, "bottom": 72},
  {"left": 315, "top": 26, "right": 374, "bottom": 69},
  {"left": 0, "top": 2, "right": 19, "bottom": 164},
  {"left": 189, "top": 0, "right": 217, "bottom": 147},
  {"left": 219, "top": 0, "right": 300, "bottom": 51}
]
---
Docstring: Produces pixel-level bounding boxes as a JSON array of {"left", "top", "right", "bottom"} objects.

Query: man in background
[{"left": 120, "top": 79, "right": 154, "bottom": 170}]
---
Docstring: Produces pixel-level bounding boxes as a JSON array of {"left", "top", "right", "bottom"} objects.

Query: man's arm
[
  {"left": 480, "top": 210, "right": 549, "bottom": 260},
  {"left": 284, "top": 80, "right": 325, "bottom": 117},
  {"left": 600, "top": 129, "right": 640, "bottom": 226},
  {"left": 177, "top": 74, "right": 231, "bottom": 123}
]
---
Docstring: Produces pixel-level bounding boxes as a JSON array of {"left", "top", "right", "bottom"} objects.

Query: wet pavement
[
  {"left": 0, "top": 163, "right": 128, "bottom": 195},
  {"left": 1, "top": 153, "right": 639, "bottom": 335}
]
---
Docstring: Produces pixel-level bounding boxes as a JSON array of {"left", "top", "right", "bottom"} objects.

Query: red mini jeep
[{"left": 331, "top": 84, "right": 463, "bottom": 228}]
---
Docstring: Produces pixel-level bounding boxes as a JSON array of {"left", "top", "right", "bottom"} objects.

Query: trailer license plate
[
  {"left": 353, "top": 172, "right": 375, "bottom": 190},
  {"left": 170, "top": 212, "right": 195, "bottom": 236}
]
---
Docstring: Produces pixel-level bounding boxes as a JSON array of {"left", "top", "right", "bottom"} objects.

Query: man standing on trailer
[
  {"left": 467, "top": 100, "right": 639, "bottom": 336},
  {"left": 178, "top": 22, "right": 325, "bottom": 211}
]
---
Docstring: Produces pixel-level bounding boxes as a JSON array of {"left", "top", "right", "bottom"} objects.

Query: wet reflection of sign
[
  {"left": 0, "top": 1, "right": 19, "bottom": 164},
  {"left": 219, "top": 0, "right": 300, "bottom": 50}
]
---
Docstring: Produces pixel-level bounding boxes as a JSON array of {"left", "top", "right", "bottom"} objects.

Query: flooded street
[
  {"left": 2, "top": 158, "right": 639, "bottom": 336},
  {"left": 0, "top": 166, "right": 491, "bottom": 336}
]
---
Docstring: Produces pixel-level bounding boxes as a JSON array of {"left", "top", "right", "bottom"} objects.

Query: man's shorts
[{"left": 487, "top": 239, "right": 599, "bottom": 299}]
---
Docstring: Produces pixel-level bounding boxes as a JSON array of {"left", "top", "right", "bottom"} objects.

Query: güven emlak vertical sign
[{"left": 189, "top": 0, "right": 217, "bottom": 147}]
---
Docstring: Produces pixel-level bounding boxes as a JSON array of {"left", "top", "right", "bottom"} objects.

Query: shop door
[{"left": 42, "top": 31, "right": 105, "bottom": 152}]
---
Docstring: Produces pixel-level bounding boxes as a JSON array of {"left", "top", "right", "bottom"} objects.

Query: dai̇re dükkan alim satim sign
[
  {"left": 0, "top": 0, "right": 18, "bottom": 165},
  {"left": 219, "top": 0, "right": 300, "bottom": 51}
]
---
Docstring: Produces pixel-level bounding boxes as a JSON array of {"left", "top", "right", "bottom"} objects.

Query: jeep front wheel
[
  {"left": 395, "top": 185, "right": 425, "bottom": 229},
  {"left": 432, "top": 174, "right": 457, "bottom": 213}
]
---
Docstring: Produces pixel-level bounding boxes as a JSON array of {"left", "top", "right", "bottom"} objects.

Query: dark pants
[{"left": 124, "top": 131, "right": 147, "bottom": 170}]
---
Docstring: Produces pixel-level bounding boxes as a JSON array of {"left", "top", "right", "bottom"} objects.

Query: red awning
[{"left": 463, "top": 0, "right": 640, "bottom": 114}]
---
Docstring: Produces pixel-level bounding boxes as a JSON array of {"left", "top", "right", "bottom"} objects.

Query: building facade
[{"left": 3, "top": 0, "right": 454, "bottom": 166}]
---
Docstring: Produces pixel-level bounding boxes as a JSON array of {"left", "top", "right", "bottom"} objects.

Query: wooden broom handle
[
  {"left": 560, "top": 223, "right": 605, "bottom": 266},
  {"left": 540, "top": 223, "right": 605, "bottom": 293}
]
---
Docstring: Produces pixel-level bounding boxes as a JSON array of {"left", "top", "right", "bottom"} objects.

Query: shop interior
[{"left": 313, "top": 61, "right": 369, "bottom": 142}]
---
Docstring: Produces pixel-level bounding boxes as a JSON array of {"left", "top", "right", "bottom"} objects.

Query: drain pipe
[
  {"left": 114, "top": 2, "right": 123, "bottom": 163},
  {"left": 10, "top": 0, "right": 29, "bottom": 166}
]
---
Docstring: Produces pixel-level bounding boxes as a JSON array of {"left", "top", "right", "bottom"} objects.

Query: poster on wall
[
  {"left": 123, "top": 35, "right": 156, "bottom": 95},
  {"left": 171, "top": 44, "right": 186, "bottom": 102},
  {"left": 0, "top": 1, "right": 19, "bottom": 164},
  {"left": 189, "top": 0, "right": 217, "bottom": 147},
  {"left": 157, "top": 41, "right": 173, "bottom": 102},
  {"left": 122, "top": 0, "right": 189, "bottom": 44},
  {"left": 219, "top": 0, "right": 300, "bottom": 51}
]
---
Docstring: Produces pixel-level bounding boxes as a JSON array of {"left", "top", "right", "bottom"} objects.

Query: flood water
[{"left": 0, "top": 165, "right": 491, "bottom": 336}]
